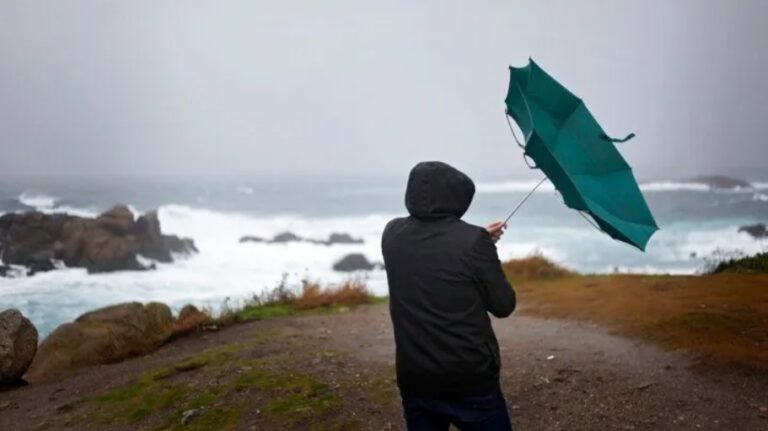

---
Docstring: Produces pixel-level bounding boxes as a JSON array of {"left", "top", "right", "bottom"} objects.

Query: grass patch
[
  {"left": 89, "top": 344, "right": 243, "bottom": 424},
  {"left": 235, "top": 303, "right": 295, "bottom": 321},
  {"left": 228, "top": 278, "right": 377, "bottom": 323},
  {"left": 513, "top": 271, "right": 768, "bottom": 370},
  {"left": 84, "top": 341, "right": 346, "bottom": 430}
]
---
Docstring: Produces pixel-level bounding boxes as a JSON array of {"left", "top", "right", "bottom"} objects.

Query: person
[{"left": 382, "top": 161, "right": 516, "bottom": 431}]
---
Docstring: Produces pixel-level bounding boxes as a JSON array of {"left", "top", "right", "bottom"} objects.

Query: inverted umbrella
[{"left": 504, "top": 59, "right": 658, "bottom": 251}]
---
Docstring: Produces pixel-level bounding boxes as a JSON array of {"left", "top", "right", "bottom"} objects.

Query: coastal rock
[
  {"left": 332, "top": 253, "right": 381, "bottom": 272},
  {"left": 324, "top": 232, "right": 364, "bottom": 245},
  {"left": 26, "top": 302, "right": 175, "bottom": 382},
  {"left": 239, "top": 231, "right": 364, "bottom": 246},
  {"left": 271, "top": 231, "right": 303, "bottom": 243},
  {"left": 174, "top": 304, "right": 211, "bottom": 335},
  {"left": 96, "top": 205, "right": 134, "bottom": 235},
  {"left": 739, "top": 223, "right": 768, "bottom": 239},
  {"left": 135, "top": 211, "right": 197, "bottom": 262},
  {"left": 0, "top": 206, "right": 196, "bottom": 276},
  {"left": 0, "top": 309, "right": 38, "bottom": 384},
  {"left": 684, "top": 175, "right": 753, "bottom": 190},
  {"left": 239, "top": 236, "right": 265, "bottom": 243},
  {"left": 0, "top": 211, "right": 67, "bottom": 271}
]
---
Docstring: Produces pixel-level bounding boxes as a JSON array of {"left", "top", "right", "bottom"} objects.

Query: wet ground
[{"left": 1, "top": 304, "right": 766, "bottom": 430}]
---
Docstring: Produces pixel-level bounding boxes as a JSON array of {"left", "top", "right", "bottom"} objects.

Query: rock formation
[
  {"left": 26, "top": 302, "right": 175, "bottom": 382},
  {"left": 683, "top": 175, "right": 753, "bottom": 190},
  {"left": 739, "top": 223, "right": 768, "bottom": 239},
  {"left": 332, "top": 253, "right": 382, "bottom": 272},
  {"left": 0, "top": 205, "right": 196, "bottom": 276},
  {"left": 239, "top": 231, "right": 364, "bottom": 246},
  {"left": 0, "top": 309, "right": 38, "bottom": 386}
]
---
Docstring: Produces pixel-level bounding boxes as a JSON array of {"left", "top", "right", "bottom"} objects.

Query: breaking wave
[
  {"left": 476, "top": 180, "right": 768, "bottom": 193},
  {"left": 17, "top": 191, "right": 59, "bottom": 209}
]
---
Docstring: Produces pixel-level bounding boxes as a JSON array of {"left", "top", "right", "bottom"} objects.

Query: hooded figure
[{"left": 382, "top": 161, "right": 516, "bottom": 430}]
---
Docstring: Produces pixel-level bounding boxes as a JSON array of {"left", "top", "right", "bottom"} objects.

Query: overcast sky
[{"left": 1, "top": 1, "right": 766, "bottom": 181}]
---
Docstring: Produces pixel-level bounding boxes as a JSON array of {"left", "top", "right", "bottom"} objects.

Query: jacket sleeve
[{"left": 469, "top": 230, "right": 516, "bottom": 318}]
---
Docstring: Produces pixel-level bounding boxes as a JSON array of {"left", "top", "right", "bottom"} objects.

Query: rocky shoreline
[
  {"left": 0, "top": 303, "right": 211, "bottom": 388},
  {"left": 0, "top": 205, "right": 196, "bottom": 277}
]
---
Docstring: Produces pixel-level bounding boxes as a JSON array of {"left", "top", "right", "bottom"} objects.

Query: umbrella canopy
[{"left": 505, "top": 59, "right": 658, "bottom": 250}]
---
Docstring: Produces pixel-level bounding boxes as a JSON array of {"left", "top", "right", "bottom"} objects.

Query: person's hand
[{"left": 485, "top": 221, "right": 507, "bottom": 243}]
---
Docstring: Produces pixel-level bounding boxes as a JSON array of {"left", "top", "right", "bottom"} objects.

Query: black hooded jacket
[{"left": 382, "top": 161, "right": 516, "bottom": 397}]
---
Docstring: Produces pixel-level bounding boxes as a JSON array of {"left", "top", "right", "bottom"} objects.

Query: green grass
[
  {"left": 235, "top": 303, "right": 295, "bottom": 321},
  {"left": 233, "top": 297, "right": 388, "bottom": 323},
  {"left": 711, "top": 252, "right": 768, "bottom": 274},
  {"left": 85, "top": 342, "right": 343, "bottom": 429}
]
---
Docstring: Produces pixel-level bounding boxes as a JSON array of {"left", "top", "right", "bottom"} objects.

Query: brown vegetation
[
  {"left": 295, "top": 280, "right": 373, "bottom": 310},
  {"left": 504, "top": 255, "right": 768, "bottom": 371},
  {"left": 502, "top": 253, "right": 575, "bottom": 281}
]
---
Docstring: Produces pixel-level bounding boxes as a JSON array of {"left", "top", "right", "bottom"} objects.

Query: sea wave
[
  {"left": 753, "top": 193, "right": 768, "bottom": 202},
  {"left": 639, "top": 182, "right": 711, "bottom": 192},
  {"left": 17, "top": 191, "right": 59, "bottom": 208},
  {"left": 3, "top": 200, "right": 767, "bottom": 338},
  {"left": 476, "top": 179, "right": 768, "bottom": 193}
]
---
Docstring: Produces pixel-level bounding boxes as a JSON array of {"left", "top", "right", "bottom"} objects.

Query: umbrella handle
[{"left": 503, "top": 177, "right": 549, "bottom": 224}]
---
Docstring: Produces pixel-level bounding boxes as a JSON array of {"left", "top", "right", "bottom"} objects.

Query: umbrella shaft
[{"left": 504, "top": 177, "right": 549, "bottom": 224}]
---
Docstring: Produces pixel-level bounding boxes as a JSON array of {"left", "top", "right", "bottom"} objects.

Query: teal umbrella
[{"left": 504, "top": 59, "right": 658, "bottom": 251}]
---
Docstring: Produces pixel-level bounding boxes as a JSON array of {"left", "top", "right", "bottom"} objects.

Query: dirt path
[{"left": 1, "top": 304, "right": 766, "bottom": 430}]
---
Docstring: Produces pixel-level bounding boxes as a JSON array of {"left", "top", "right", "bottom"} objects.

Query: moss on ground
[{"left": 82, "top": 339, "right": 348, "bottom": 430}]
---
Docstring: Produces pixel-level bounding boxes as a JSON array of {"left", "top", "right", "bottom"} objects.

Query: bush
[
  {"left": 707, "top": 250, "right": 768, "bottom": 274},
  {"left": 295, "top": 279, "right": 372, "bottom": 310},
  {"left": 232, "top": 275, "right": 375, "bottom": 322},
  {"left": 502, "top": 253, "right": 575, "bottom": 280}
]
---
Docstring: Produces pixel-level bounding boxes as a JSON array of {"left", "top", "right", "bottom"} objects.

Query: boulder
[
  {"left": 332, "top": 253, "right": 381, "bottom": 272},
  {"left": 0, "top": 309, "right": 38, "bottom": 384},
  {"left": 174, "top": 304, "right": 211, "bottom": 335},
  {"left": 739, "top": 223, "right": 768, "bottom": 239},
  {"left": 26, "top": 302, "right": 175, "bottom": 382}
]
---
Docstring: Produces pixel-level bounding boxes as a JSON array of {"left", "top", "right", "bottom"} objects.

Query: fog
[{"left": 1, "top": 0, "right": 766, "bottom": 181}]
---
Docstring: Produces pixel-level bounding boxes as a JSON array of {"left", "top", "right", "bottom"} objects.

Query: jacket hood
[{"left": 405, "top": 161, "right": 475, "bottom": 220}]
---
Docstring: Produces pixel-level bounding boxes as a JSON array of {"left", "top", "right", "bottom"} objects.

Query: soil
[{"left": 1, "top": 303, "right": 766, "bottom": 430}]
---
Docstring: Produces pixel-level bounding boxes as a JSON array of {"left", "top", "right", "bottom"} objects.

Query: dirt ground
[{"left": 1, "top": 303, "right": 767, "bottom": 430}]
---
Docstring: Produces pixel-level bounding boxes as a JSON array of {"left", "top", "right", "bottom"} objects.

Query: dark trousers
[{"left": 401, "top": 387, "right": 513, "bottom": 431}]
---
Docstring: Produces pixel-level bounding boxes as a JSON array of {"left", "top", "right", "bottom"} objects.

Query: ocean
[{"left": 1, "top": 175, "right": 767, "bottom": 337}]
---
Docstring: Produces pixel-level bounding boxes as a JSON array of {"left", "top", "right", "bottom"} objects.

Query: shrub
[{"left": 502, "top": 252, "right": 575, "bottom": 280}]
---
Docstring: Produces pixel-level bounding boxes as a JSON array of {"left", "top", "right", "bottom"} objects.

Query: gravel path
[{"left": 1, "top": 304, "right": 766, "bottom": 430}]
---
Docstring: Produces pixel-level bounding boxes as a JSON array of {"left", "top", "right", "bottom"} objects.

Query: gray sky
[{"left": 1, "top": 1, "right": 767, "bottom": 181}]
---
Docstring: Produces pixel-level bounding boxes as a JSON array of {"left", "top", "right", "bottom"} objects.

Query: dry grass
[
  {"left": 502, "top": 253, "right": 576, "bottom": 281},
  {"left": 227, "top": 277, "right": 377, "bottom": 322},
  {"left": 511, "top": 268, "right": 768, "bottom": 371},
  {"left": 295, "top": 280, "right": 373, "bottom": 310}
]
